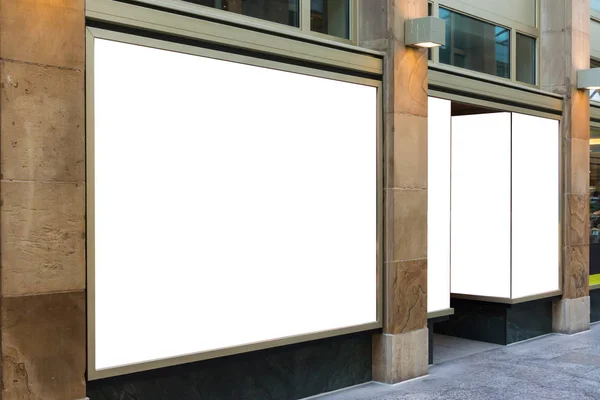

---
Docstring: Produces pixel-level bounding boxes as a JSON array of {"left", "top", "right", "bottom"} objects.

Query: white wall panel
[
  {"left": 428, "top": 97, "right": 451, "bottom": 313},
  {"left": 450, "top": 113, "right": 512, "bottom": 298},
  {"left": 511, "top": 113, "right": 560, "bottom": 298},
  {"left": 92, "top": 39, "right": 378, "bottom": 371}
]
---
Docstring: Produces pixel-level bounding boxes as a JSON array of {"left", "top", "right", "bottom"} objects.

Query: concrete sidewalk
[{"left": 311, "top": 324, "right": 600, "bottom": 400}]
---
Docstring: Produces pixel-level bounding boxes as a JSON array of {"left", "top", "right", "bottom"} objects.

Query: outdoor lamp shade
[
  {"left": 577, "top": 68, "right": 600, "bottom": 90},
  {"left": 405, "top": 17, "right": 446, "bottom": 48}
]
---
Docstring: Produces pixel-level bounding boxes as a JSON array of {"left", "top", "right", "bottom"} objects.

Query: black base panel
[
  {"left": 591, "top": 290, "right": 600, "bottom": 323},
  {"left": 428, "top": 315, "right": 451, "bottom": 365},
  {"left": 87, "top": 331, "right": 374, "bottom": 400},
  {"left": 590, "top": 244, "right": 600, "bottom": 276},
  {"left": 433, "top": 298, "right": 554, "bottom": 345}
]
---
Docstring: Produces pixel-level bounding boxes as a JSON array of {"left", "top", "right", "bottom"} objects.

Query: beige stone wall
[
  {"left": 541, "top": 0, "right": 591, "bottom": 301},
  {"left": 359, "top": 0, "right": 429, "bottom": 384},
  {"left": 540, "top": 0, "right": 591, "bottom": 332},
  {"left": 0, "top": 0, "right": 86, "bottom": 397}
]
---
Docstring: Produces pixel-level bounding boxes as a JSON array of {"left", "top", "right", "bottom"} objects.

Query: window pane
[
  {"left": 439, "top": 8, "right": 510, "bottom": 79},
  {"left": 428, "top": 2, "right": 433, "bottom": 60},
  {"left": 516, "top": 33, "right": 536, "bottom": 85},
  {"left": 590, "top": 128, "right": 600, "bottom": 285},
  {"left": 591, "top": 59, "right": 600, "bottom": 103},
  {"left": 592, "top": 0, "right": 600, "bottom": 12},
  {"left": 187, "top": 0, "right": 300, "bottom": 27},
  {"left": 311, "top": 0, "right": 350, "bottom": 39}
]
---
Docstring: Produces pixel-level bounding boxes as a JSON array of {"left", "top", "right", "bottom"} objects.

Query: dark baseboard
[
  {"left": 87, "top": 331, "right": 374, "bottom": 400},
  {"left": 591, "top": 290, "right": 600, "bottom": 323},
  {"left": 433, "top": 297, "right": 556, "bottom": 346}
]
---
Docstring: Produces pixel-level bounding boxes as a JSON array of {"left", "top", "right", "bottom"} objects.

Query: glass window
[
  {"left": 590, "top": 128, "right": 600, "bottom": 286},
  {"left": 439, "top": 8, "right": 510, "bottom": 79},
  {"left": 188, "top": 0, "right": 300, "bottom": 27},
  {"left": 516, "top": 33, "right": 536, "bottom": 85},
  {"left": 591, "top": 59, "right": 600, "bottom": 103},
  {"left": 310, "top": 0, "right": 350, "bottom": 39},
  {"left": 592, "top": 0, "right": 600, "bottom": 13},
  {"left": 428, "top": 2, "right": 433, "bottom": 61}
]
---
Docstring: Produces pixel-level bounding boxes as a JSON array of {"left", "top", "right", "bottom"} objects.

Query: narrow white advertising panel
[
  {"left": 92, "top": 38, "right": 378, "bottom": 373},
  {"left": 451, "top": 113, "right": 512, "bottom": 298},
  {"left": 511, "top": 113, "right": 560, "bottom": 298},
  {"left": 428, "top": 97, "right": 451, "bottom": 313}
]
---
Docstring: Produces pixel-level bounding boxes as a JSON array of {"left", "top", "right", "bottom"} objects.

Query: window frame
[
  {"left": 127, "top": 0, "right": 357, "bottom": 44},
  {"left": 428, "top": 0, "right": 540, "bottom": 88}
]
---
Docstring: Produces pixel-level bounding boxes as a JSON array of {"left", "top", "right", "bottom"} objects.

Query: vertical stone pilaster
[
  {"left": 359, "top": 0, "right": 429, "bottom": 384},
  {"left": 540, "top": 0, "right": 591, "bottom": 333},
  {"left": 0, "top": 0, "right": 86, "bottom": 397}
]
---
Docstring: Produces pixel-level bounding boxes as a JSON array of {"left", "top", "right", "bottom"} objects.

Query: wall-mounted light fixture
[
  {"left": 405, "top": 16, "right": 446, "bottom": 48},
  {"left": 577, "top": 68, "right": 600, "bottom": 90}
]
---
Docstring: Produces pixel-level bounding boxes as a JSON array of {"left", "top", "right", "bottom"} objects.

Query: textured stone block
[
  {"left": 563, "top": 245, "right": 589, "bottom": 299},
  {"left": 570, "top": 91, "right": 591, "bottom": 141},
  {"left": 540, "top": 30, "right": 566, "bottom": 92},
  {"left": 1, "top": 60, "right": 84, "bottom": 181},
  {"left": 389, "top": 113, "right": 427, "bottom": 189},
  {"left": 392, "top": 42, "right": 428, "bottom": 118},
  {"left": 571, "top": 30, "right": 591, "bottom": 72},
  {"left": 553, "top": 296, "right": 590, "bottom": 334},
  {"left": 541, "top": 0, "right": 567, "bottom": 33},
  {"left": 385, "top": 189, "right": 427, "bottom": 262},
  {"left": 566, "top": 193, "right": 589, "bottom": 246},
  {"left": 384, "top": 260, "right": 427, "bottom": 334},
  {"left": 2, "top": 291, "right": 86, "bottom": 400},
  {"left": 372, "top": 328, "right": 428, "bottom": 384},
  {"left": 1, "top": 181, "right": 85, "bottom": 296},
  {"left": 568, "top": 138, "right": 590, "bottom": 195},
  {"left": 0, "top": 0, "right": 84, "bottom": 69},
  {"left": 357, "top": 0, "right": 387, "bottom": 45}
]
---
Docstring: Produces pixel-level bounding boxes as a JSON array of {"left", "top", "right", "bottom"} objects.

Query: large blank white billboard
[
  {"left": 449, "top": 112, "right": 559, "bottom": 300},
  {"left": 91, "top": 38, "right": 379, "bottom": 375},
  {"left": 427, "top": 97, "right": 451, "bottom": 313},
  {"left": 511, "top": 113, "right": 560, "bottom": 298},
  {"left": 450, "top": 113, "right": 512, "bottom": 298}
]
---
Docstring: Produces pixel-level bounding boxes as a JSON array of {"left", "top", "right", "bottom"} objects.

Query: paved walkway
[{"left": 313, "top": 323, "right": 600, "bottom": 400}]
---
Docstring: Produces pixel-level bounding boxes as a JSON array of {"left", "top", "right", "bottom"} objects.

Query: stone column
[
  {"left": 0, "top": 0, "right": 86, "bottom": 398},
  {"left": 540, "top": 0, "right": 591, "bottom": 334},
  {"left": 359, "top": 0, "right": 429, "bottom": 383}
]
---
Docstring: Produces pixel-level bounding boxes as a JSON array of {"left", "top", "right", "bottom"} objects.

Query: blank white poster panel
[
  {"left": 93, "top": 39, "right": 378, "bottom": 371},
  {"left": 511, "top": 113, "right": 560, "bottom": 298},
  {"left": 451, "top": 113, "right": 512, "bottom": 298},
  {"left": 428, "top": 97, "right": 451, "bottom": 313}
]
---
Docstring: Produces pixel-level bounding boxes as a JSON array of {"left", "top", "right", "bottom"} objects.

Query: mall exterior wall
[{"left": 0, "top": 0, "right": 594, "bottom": 399}]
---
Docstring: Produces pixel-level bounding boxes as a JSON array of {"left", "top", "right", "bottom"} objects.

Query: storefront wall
[
  {"left": 0, "top": 0, "right": 594, "bottom": 398},
  {"left": 83, "top": 0, "right": 391, "bottom": 397}
]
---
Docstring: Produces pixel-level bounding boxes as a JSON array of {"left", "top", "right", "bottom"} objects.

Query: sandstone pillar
[
  {"left": 540, "top": 0, "right": 591, "bottom": 334},
  {"left": 359, "top": 0, "right": 429, "bottom": 383},
  {"left": 0, "top": 0, "right": 86, "bottom": 397}
]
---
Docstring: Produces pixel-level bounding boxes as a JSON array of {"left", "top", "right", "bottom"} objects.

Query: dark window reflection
[
  {"left": 516, "top": 33, "right": 536, "bottom": 85},
  {"left": 428, "top": 2, "right": 432, "bottom": 61},
  {"left": 439, "top": 7, "right": 510, "bottom": 79},
  {"left": 187, "top": 0, "right": 300, "bottom": 27},
  {"left": 311, "top": 0, "right": 350, "bottom": 39}
]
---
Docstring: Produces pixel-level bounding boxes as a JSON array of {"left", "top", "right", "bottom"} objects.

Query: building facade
[{"left": 0, "top": 0, "right": 596, "bottom": 399}]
